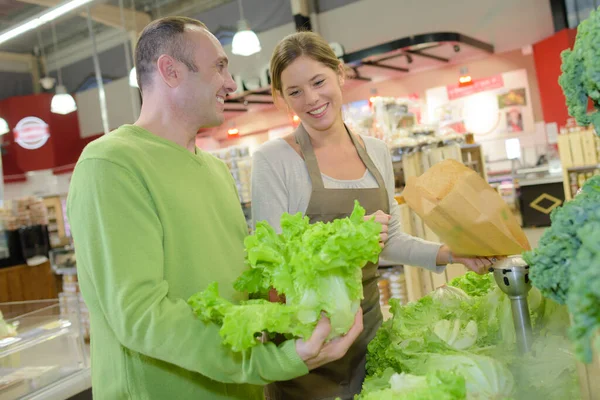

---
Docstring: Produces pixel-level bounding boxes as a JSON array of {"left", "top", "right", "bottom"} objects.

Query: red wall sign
[
  {"left": 446, "top": 75, "right": 505, "bottom": 101},
  {"left": 0, "top": 93, "right": 102, "bottom": 183},
  {"left": 13, "top": 117, "right": 50, "bottom": 150}
]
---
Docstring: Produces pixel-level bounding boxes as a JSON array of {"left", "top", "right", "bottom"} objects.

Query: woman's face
[{"left": 280, "top": 55, "right": 344, "bottom": 133}]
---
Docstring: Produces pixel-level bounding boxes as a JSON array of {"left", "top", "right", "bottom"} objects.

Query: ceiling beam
[
  {"left": 0, "top": 51, "right": 34, "bottom": 64},
  {"left": 343, "top": 32, "right": 494, "bottom": 65},
  {"left": 45, "top": 27, "right": 134, "bottom": 72},
  {"left": 15, "top": 0, "right": 151, "bottom": 33},
  {"left": 406, "top": 49, "right": 449, "bottom": 63},
  {"left": 0, "top": 51, "right": 42, "bottom": 92},
  {"left": 361, "top": 61, "right": 409, "bottom": 72},
  {"left": 0, "top": 51, "right": 35, "bottom": 73},
  {"left": 161, "top": 0, "right": 232, "bottom": 19}
]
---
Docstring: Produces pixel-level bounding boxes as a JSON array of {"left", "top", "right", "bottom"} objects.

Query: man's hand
[
  {"left": 295, "top": 309, "right": 363, "bottom": 371},
  {"left": 365, "top": 210, "right": 391, "bottom": 249}
]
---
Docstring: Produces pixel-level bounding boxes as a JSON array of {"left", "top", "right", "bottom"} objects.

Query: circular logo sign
[{"left": 13, "top": 117, "right": 50, "bottom": 150}]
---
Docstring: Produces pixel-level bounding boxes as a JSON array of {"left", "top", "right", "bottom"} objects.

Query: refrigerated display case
[{"left": 0, "top": 299, "right": 90, "bottom": 400}]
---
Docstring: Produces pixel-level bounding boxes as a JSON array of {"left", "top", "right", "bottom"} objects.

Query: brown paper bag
[{"left": 403, "top": 159, "right": 530, "bottom": 256}]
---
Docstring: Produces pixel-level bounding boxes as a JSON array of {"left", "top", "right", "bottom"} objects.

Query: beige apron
[{"left": 265, "top": 124, "right": 390, "bottom": 400}]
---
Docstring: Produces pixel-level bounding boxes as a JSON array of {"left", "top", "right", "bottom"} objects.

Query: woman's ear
[
  {"left": 337, "top": 63, "right": 346, "bottom": 87},
  {"left": 273, "top": 91, "right": 289, "bottom": 111}
]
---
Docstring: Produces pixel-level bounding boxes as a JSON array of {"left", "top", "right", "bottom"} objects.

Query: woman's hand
[
  {"left": 436, "top": 245, "right": 497, "bottom": 275},
  {"left": 365, "top": 210, "right": 391, "bottom": 248},
  {"left": 295, "top": 309, "right": 364, "bottom": 371}
]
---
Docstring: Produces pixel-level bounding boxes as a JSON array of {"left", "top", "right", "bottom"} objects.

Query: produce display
[
  {"left": 559, "top": 6, "right": 600, "bottom": 133},
  {"left": 359, "top": 272, "right": 580, "bottom": 400},
  {"left": 541, "top": 4, "right": 600, "bottom": 365},
  {"left": 0, "top": 310, "right": 16, "bottom": 338},
  {"left": 523, "top": 175, "right": 600, "bottom": 362},
  {"left": 188, "top": 201, "right": 381, "bottom": 351},
  {"left": 357, "top": 369, "right": 466, "bottom": 400}
]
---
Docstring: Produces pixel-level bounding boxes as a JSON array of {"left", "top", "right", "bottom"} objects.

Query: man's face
[{"left": 176, "top": 27, "right": 237, "bottom": 128}]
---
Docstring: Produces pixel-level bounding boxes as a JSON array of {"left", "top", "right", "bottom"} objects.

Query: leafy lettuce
[
  {"left": 364, "top": 272, "right": 580, "bottom": 400},
  {"left": 357, "top": 368, "right": 467, "bottom": 400},
  {"left": 524, "top": 175, "right": 600, "bottom": 361},
  {"left": 188, "top": 200, "right": 382, "bottom": 351}
]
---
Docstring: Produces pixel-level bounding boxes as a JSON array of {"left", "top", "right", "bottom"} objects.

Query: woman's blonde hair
[{"left": 270, "top": 31, "right": 342, "bottom": 98}]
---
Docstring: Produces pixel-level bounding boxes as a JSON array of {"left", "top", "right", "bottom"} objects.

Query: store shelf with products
[
  {"left": 49, "top": 248, "right": 90, "bottom": 343},
  {"left": 0, "top": 300, "right": 90, "bottom": 400},
  {"left": 377, "top": 266, "right": 408, "bottom": 307},
  {"left": 42, "top": 196, "right": 70, "bottom": 250},
  {"left": 557, "top": 125, "right": 600, "bottom": 200},
  {"left": 391, "top": 145, "right": 472, "bottom": 303},
  {"left": 566, "top": 165, "right": 600, "bottom": 198},
  {"left": 210, "top": 145, "right": 253, "bottom": 229},
  {"left": 209, "top": 145, "right": 252, "bottom": 203},
  {"left": 0, "top": 197, "right": 54, "bottom": 269}
]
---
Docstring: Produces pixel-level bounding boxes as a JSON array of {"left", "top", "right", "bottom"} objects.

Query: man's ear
[{"left": 156, "top": 55, "right": 181, "bottom": 88}]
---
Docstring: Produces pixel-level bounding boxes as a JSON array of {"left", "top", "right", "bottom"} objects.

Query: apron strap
[
  {"left": 294, "top": 123, "right": 388, "bottom": 192},
  {"left": 294, "top": 124, "right": 325, "bottom": 190},
  {"left": 346, "top": 127, "right": 387, "bottom": 191}
]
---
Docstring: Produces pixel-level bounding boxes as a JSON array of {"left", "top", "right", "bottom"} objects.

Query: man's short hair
[{"left": 135, "top": 16, "right": 208, "bottom": 93}]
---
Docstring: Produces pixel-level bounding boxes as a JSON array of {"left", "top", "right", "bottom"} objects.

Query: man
[{"left": 67, "top": 16, "right": 362, "bottom": 400}]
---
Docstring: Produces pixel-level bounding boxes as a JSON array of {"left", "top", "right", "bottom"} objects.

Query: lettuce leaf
[
  {"left": 357, "top": 369, "right": 467, "bottom": 400},
  {"left": 188, "top": 200, "right": 382, "bottom": 351}
]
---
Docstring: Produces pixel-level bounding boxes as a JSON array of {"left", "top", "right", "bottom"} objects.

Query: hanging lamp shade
[
  {"left": 232, "top": 19, "right": 261, "bottom": 56},
  {"left": 0, "top": 118, "right": 9, "bottom": 135},
  {"left": 129, "top": 67, "right": 139, "bottom": 88},
  {"left": 51, "top": 84, "right": 77, "bottom": 115}
]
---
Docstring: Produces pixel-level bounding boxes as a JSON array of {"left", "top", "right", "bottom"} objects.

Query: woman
[{"left": 251, "top": 31, "right": 494, "bottom": 400}]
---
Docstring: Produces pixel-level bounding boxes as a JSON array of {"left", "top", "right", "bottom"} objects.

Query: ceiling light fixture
[
  {"left": 50, "top": 22, "right": 77, "bottom": 114},
  {"left": 0, "top": 0, "right": 92, "bottom": 46},
  {"left": 0, "top": 118, "right": 9, "bottom": 135},
  {"left": 231, "top": 0, "right": 261, "bottom": 56},
  {"left": 128, "top": 0, "right": 139, "bottom": 88},
  {"left": 458, "top": 67, "right": 473, "bottom": 88}
]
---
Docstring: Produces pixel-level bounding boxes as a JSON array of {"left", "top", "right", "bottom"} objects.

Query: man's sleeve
[{"left": 67, "top": 158, "right": 308, "bottom": 385}]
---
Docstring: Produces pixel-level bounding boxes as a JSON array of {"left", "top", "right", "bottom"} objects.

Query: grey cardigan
[{"left": 250, "top": 135, "right": 444, "bottom": 273}]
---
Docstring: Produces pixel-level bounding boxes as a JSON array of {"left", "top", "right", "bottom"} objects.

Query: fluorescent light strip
[{"left": 0, "top": 0, "right": 93, "bottom": 46}]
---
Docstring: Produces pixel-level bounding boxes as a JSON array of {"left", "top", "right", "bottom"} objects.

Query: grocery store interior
[{"left": 0, "top": 0, "right": 599, "bottom": 398}]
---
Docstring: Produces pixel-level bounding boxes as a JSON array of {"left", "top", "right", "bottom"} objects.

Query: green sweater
[{"left": 67, "top": 125, "right": 308, "bottom": 400}]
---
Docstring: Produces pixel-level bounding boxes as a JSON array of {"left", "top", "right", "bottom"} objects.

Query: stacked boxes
[{"left": 0, "top": 197, "right": 49, "bottom": 230}]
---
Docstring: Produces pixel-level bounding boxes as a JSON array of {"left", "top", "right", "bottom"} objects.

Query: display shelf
[
  {"left": 0, "top": 319, "right": 72, "bottom": 358},
  {"left": 518, "top": 175, "right": 564, "bottom": 186},
  {"left": 567, "top": 164, "right": 600, "bottom": 173},
  {"left": 557, "top": 128, "right": 600, "bottom": 201},
  {"left": 23, "top": 367, "right": 90, "bottom": 400},
  {"left": 42, "top": 196, "right": 69, "bottom": 249},
  {"left": 0, "top": 300, "right": 89, "bottom": 400}
]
